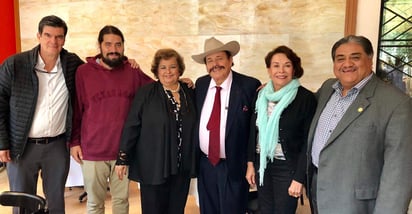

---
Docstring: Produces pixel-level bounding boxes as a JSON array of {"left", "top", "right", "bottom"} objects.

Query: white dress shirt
[
  {"left": 28, "top": 54, "right": 68, "bottom": 138},
  {"left": 199, "top": 71, "right": 233, "bottom": 158}
]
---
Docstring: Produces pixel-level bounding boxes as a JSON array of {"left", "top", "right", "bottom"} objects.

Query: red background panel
[{"left": 0, "top": 0, "right": 19, "bottom": 63}]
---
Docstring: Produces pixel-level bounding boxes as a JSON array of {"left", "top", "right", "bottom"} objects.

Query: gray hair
[{"left": 331, "top": 35, "right": 374, "bottom": 60}]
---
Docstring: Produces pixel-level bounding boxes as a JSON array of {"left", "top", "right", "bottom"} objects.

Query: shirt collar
[
  {"left": 35, "top": 53, "right": 61, "bottom": 73},
  {"left": 209, "top": 70, "right": 233, "bottom": 90},
  {"left": 332, "top": 73, "right": 373, "bottom": 96}
]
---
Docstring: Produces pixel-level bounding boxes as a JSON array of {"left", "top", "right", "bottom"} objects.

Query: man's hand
[
  {"left": 128, "top": 59, "right": 140, "bottom": 69},
  {"left": 70, "top": 145, "right": 83, "bottom": 164},
  {"left": 0, "top": 150, "right": 11, "bottom": 163}
]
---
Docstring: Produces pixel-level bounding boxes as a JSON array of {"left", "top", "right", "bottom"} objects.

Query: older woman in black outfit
[
  {"left": 115, "top": 48, "right": 196, "bottom": 214},
  {"left": 246, "top": 46, "right": 317, "bottom": 214}
]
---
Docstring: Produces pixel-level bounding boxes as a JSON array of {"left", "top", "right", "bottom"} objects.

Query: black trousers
[
  {"left": 310, "top": 169, "right": 319, "bottom": 214},
  {"left": 198, "top": 154, "right": 249, "bottom": 214},
  {"left": 139, "top": 171, "right": 191, "bottom": 214},
  {"left": 256, "top": 159, "right": 298, "bottom": 214}
]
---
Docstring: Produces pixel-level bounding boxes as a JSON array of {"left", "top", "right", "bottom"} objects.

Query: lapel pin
[
  {"left": 358, "top": 107, "right": 363, "bottom": 113},
  {"left": 242, "top": 105, "right": 249, "bottom": 112}
]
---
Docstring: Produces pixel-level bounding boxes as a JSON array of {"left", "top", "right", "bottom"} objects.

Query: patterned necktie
[{"left": 207, "top": 86, "right": 221, "bottom": 166}]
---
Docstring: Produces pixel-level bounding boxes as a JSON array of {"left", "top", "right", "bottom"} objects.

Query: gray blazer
[{"left": 307, "top": 74, "right": 412, "bottom": 214}]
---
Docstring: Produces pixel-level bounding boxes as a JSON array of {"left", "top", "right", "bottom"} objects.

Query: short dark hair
[
  {"left": 331, "top": 35, "right": 374, "bottom": 60},
  {"left": 38, "top": 15, "right": 68, "bottom": 36},
  {"left": 98, "top": 25, "right": 125, "bottom": 44},
  {"left": 264, "top": 45, "right": 304, "bottom": 78},
  {"left": 151, "top": 49, "right": 185, "bottom": 79}
]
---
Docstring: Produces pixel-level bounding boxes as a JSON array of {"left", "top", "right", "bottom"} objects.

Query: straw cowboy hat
[{"left": 191, "top": 37, "right": 240, "bottom": 64}]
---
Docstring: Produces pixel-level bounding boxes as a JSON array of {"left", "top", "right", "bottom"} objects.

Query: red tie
[{"left": 207, "top": 86, "right": 221, "bottom": 166}]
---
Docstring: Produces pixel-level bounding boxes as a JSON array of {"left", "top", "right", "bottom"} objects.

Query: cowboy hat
[{"left": 191, "top": 37, "right": 240, "bottom": 64}]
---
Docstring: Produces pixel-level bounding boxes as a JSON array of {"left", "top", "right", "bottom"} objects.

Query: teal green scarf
[{"left": 256, "top": 79, "right": 300, "bottom": 185}]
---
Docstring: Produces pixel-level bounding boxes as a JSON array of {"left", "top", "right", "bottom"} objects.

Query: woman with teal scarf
[{"left": 246, "top": 46, "right": 317, "bottom": 214}]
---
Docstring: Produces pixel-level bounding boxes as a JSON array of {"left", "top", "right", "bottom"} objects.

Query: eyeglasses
[{"left": 35, "top": 68, "right": 57, "bottom": 74}]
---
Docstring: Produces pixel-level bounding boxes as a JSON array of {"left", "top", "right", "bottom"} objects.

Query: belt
[
  {"left": 27, "top": 134, "right": 65, "bottom": 144},
  {"left": 201, "top": 152, "right": 226, "bottom": 161}
]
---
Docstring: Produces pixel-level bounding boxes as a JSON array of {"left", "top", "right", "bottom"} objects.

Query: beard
[{"left": 101, "top": 52, "right": 124, "bottom": 68}]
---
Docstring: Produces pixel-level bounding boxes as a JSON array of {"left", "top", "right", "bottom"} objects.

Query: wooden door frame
[{"left": 345, "top": 0, "right": 358, "bottom": 36}]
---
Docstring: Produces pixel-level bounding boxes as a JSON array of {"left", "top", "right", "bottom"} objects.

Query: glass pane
[{"left": 377, "top": 0, "right": 412, "bottom": 96}]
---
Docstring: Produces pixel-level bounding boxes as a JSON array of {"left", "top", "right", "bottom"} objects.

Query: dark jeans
[{"left": 256, "top": 159, "right": 298, "bottom": 214}]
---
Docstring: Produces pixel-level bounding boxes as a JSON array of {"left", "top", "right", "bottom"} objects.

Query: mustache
[
  {"left": 106, "top": 52, "right": 121, "bottom": 57},
  {"left": 208, "top": 65, "right": 225, "bottom": 73}
]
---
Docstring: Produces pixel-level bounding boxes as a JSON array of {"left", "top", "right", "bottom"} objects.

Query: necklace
[{"left": 164, "top": 83, "right": 180, "bottom": 93}]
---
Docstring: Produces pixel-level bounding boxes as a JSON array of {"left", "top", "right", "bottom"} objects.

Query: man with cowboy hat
[{"left": 192, "top": 37, "right": 261, "bottom": 214}]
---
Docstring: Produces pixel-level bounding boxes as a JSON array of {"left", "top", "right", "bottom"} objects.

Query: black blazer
[
  {"left": 195, "top": 71, "right": 261, "bottom": 180},
  {"left": 119, "top": 81, "right": 197, "bottom": 185},
  {"left": 248, "top": 86, "right": 317, "bottom": 184}
]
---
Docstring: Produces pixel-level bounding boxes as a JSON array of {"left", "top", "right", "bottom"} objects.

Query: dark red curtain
[{"left": 0, "top": 0, "right": 19, "bottom": 63}]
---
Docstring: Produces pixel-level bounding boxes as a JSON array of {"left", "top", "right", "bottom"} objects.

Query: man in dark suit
[
  {"left": 307, "top": 35, "right": 412, "bottom": 214},
  {"left": 192, "top": 37, "right": 261, "bottom": 214}
]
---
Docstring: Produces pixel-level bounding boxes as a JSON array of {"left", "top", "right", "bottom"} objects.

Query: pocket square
[{"left": 242, "top": 105, "right": 249, "bottom": 112}]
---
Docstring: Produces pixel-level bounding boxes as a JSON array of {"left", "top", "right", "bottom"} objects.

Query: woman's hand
[
  {"left": 115, "top": 165, "right": 128, "bottom": 180},
  {"left": 245, "top": 162, "right": 256, "bottom": 188},
  {"left": 180, "top": 78, "right": 194, "bottom": 89},
  {"left": 288, "top": 180, "right": 303, "bottom": 198}
]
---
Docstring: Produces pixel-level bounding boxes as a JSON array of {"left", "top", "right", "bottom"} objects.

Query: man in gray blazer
[{"left": 308, "top": 35, "right": 412, "bottom": 214}]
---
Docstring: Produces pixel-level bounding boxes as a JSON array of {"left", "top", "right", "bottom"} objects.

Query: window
[{"left": 376, "top": 0, "right": 412, "bottom": 96}]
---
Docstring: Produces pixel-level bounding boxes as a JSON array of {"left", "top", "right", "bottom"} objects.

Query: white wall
[{"left": 356, "top": 0, "right": 382, "bottom": 69}]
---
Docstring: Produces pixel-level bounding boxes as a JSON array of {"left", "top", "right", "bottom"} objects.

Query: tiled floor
[
  {"left": 0, "top": 166, "right": 314, "bottom": 213},
  {"left": 0, "top": 168, "right": 200, "bottom": 214},
  {"left": 10, "top": 166, "right": 412, "bottom": 213}
]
